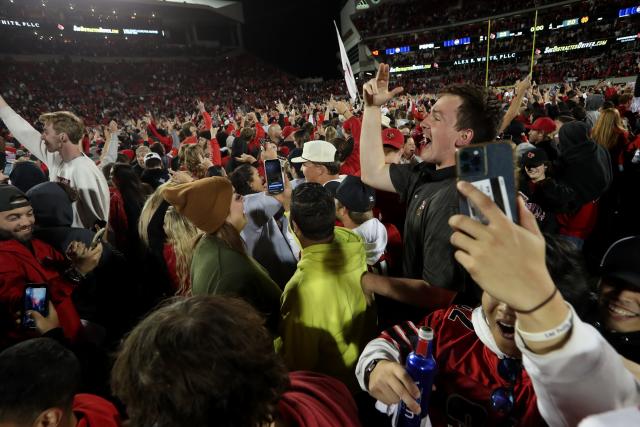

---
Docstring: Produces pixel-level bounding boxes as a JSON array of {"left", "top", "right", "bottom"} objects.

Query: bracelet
[
  {"left": 512, "top": 287, "right": 558, "bottom": 314},
  {"left": 515, "top": 304, "right": 573, "bottom": 343}
]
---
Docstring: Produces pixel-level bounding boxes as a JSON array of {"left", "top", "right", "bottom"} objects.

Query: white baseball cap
[
  {"left": 290, "top": 140, "right": 337, "bottom": 163},
  {"left": 381, "top": 114, "right": 391, "bottom": 128},
  {"left": 144, "top": 152, "right": 162, "bottom": 163}
]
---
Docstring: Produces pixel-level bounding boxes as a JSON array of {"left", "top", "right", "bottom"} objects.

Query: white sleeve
[
  {"left": 102, "top": 133, "right": 119, "bottom": 165},
  {"left": 517, "top": 306, "right": 640, "bottom": 427},
  {"left": 355, "top": 337, "right": 401, "bottom": 392},
  {"left": 0, "top": 105, "right": 53, "bottom": 165}
]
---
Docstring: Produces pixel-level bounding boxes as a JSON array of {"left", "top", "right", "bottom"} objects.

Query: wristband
[
  {"left": 515, "top": 303, "right": 573, "bottom": 343},
  {"left": 512, "top": 287, "right": 558, "bottom": 314}
]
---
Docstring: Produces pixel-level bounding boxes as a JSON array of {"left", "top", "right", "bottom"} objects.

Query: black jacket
[{"left": 556, "top": 122, "right": 613, "bottom": 211}]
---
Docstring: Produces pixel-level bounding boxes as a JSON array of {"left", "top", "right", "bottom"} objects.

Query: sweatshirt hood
[
  {"left": 26, "top": 181, "right": 74, "bottom": 227},
  {"left": 300, "top": 227, "right": 365, "bottom": 273},
  {"left": 558, "top": 121, "right": 597, "bottom": 161},
  {"left": 353, "top": 218, "right": 387, "bottom": 265}
]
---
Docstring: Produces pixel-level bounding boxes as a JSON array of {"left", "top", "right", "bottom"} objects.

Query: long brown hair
[{"left": 592, "top": 108, "right": 626, "bottom": 150}]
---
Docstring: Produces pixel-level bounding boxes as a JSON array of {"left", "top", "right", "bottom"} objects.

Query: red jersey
[
  {"left": 73, "top": 393, "right": 121, "bottom": 427},
  {"left": 378, "top": 306, "right": 544, "bottom": 427}
]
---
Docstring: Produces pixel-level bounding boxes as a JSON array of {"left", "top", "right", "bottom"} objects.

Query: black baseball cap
[
  {"left": 521, "top": 148, "right": 548, "bottom": 167},
  {"left": 0, "top": 184, "right": 30, "bottom": 213},
  {"left": 335, "top": 175, "right": 376, "bottom": 213},
  {"left": 600, "top": 236, "right": 640, "bottom": 290}
]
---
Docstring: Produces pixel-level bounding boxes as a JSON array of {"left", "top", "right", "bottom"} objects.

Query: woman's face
[
  {"left": 249, "top": 167, "right": 266, "bottom": 193},
  {"left": 227, "top": 192, "right": 247, "bottom": 232},
  {"left": 600, "top": 281, "right": 640, "bottom": 333},
  {"left": 525, "top": 164, "right": 546, "bottom": 181}
]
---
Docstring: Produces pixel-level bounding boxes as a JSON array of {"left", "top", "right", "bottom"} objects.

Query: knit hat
[{"left": 161, "top": 177, "right": 233, "bottom": 233}]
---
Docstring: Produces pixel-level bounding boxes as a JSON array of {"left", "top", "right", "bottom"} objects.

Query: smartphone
[
  {"left": 456, "top": 142, "right": 518, "bottom": 224},
  {"left": 264, "top": 158, "right": 285, "bottom": 195},
  {"left": 90, "top": 227, "right": 106, "bottom": 249},
  {"left": 23, "top": 285, "right": 49, "bottom": 329}
]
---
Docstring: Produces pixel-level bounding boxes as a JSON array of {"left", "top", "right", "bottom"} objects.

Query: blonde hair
[
  {"left": 138, "top": 182, "right": 176, "bottom": 248},
  {"left": 182, "top": 144, "right": 207, "bottom": 179},
  {"left": 39, "top": 111, "right": 85, "bottom": 144},
  {"left": 592, "top": 108, "right": 626, "bottom": 150},
  {"left": 324, "top": 126, "right": 337, "bottom": 143},
  {"left": 164, "top": 206, "right": 203, "bottom": 296}
]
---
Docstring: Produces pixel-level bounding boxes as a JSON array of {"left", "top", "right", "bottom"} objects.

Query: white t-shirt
[{"left": 0, "top": 105, "right": 110, "bottom": 228}]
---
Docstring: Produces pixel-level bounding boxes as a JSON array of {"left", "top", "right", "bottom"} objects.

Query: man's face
[
  {"left": 419, "top": 95, "right": 466, "bottom": 168},
  {"left": 301, "top": 162, "right": 322, "bottom": 184},
  {"left": 528, "top": 129, "right": 543, "bottom": 144},
  {"left": 482, "top": 293, "right": 520, "bottom": 357},
  {"left": 41, "top": 123, "right": 64, "bottom": 153},
  {"left": 247, "top": 113, "right": 257, "bottom": 126},
  {"left": 0, "top": 205, "right": 35, "bottom": 242},
  {"left": 384, "top": 148, "right": 401, "bottom": 164},
  {"left": 403, "top": 138, "right": 416, "bottom": 157},
  {"left": 599, "top": 280, "right": 640, "bottom": 333}
]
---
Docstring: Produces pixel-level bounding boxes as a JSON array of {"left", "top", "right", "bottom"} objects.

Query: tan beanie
[{"left": 161, "top": 177, "right": 233, "bottom": 234}]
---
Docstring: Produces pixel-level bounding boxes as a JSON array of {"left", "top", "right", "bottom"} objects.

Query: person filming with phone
[{"left": 0, "top": 184, "right": 102, "bottom": 350}]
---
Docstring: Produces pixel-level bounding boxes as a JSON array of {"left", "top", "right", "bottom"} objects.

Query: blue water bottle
[{"left": 396, "top": 326, "right": 437, "bottom": 427}]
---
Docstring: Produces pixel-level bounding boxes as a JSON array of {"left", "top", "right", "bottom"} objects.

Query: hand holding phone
[
  {"left": 456, "top": 142, "right": 518, "bottom": 225},
  {"left": 264, "top": 158, "right": 285, "bottom": 195},
  {"left": 90, "top": 227, "right": 106, "bottom": 250},
  {"left": 23, "top": 285, "right": 49, "bottom": 329}
]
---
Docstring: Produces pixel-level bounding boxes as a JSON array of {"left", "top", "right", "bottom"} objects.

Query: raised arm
[
  {"left": 0, "top": 94, "right": 48, "bottom": 163},
  {"left": 499, "top": 75, "right": 531, "bottom": 134},
  {"left": 360, "top": 63, "right": 403, "bottom": 193}
]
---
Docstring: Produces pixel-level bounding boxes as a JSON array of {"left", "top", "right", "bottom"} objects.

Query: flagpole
[
  {"left": 530, "top": 10, "right": 538, "bottom": 76},
  {"left": 485, "top": 19, "right": 491, "bottom": 88}
]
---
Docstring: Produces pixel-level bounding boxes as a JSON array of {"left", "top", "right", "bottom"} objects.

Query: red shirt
[
  {"left": 0, "top": 239, "right": 82, "bottom": 348},
  {"left": 340, "top": 116, "right": 362, "bottom": 177},
  {"left": 278, "top": 371, "right": 361, "bottom": 427},
  {"left": 73, "top": 393, "right": 121, "bottom": 427},
  {"left": 380, "top": 306, "right": 543, "bottom": 426}
]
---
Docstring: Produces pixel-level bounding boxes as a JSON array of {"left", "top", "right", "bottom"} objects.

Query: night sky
[{"left": 240, "top": 0, "right": 345, "bottom": 79}]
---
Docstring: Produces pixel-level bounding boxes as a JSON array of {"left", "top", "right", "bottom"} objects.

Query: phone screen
[
  {"left": 23, "top": 286, "right": 48, "bottom": 329},
  {"left": 264, "top": 159, "right": 284, "bottom": 194}
]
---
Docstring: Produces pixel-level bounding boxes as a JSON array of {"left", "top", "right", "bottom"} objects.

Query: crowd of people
[
  {"left": 0, "top": 57, "right": 639, "bottom": 425},
  {"left": 1, "top": 5, "right": 640, "bottom": 422}
]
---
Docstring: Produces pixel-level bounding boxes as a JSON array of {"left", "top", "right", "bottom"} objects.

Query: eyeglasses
[{"left": 490, "top": 357, "right": 522, "bottom": 414}]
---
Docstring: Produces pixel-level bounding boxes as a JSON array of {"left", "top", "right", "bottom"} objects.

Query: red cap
[
  {"left": 525, "top": 117, "right": 556, "bottom": 134},
  {"left": 282, "top": 125, "right": 296, "bottom": 139},
  {"left": 120, "top": 149, "right": 135, "bottom": 161},
  {"left": 381, "top": 128, "right": 404, "bottom": 150}
]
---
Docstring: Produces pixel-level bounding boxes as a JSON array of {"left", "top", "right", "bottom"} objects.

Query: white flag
[{"left": 334, "top": 21, "right": 358, "bottom": 102}]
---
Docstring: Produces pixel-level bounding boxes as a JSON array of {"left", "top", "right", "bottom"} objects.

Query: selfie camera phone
[
  {"left": 264, "top": 158, "right": 285, "bottom": 195},
  {"left": 456, "top": 142, "right": 518, "bottom": 224},
  {"left": 23, "top": 285, "right": 49, "bottom": 329}
]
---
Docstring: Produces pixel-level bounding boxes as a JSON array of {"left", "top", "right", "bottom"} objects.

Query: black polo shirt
[{"left": 389, "top": 163, "right": 464, "bottom": 291}]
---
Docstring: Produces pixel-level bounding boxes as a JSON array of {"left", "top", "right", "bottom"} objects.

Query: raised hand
[{"left": 362, "top": 63, "right": 404, "bottom": 107}]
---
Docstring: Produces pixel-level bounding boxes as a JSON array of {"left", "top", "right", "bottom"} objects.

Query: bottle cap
[{"left": 418, "top": 327, "right": 434, "bottom": 341}]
